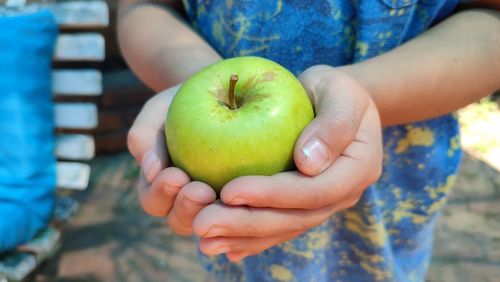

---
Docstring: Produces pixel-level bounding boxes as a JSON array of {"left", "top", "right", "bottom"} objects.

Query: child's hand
[
  {"left": 128, "top": 85, "right": 216, "bottom": 235},
  {"left": 193, "top": 66, "right": 383, "bottom": 261}
]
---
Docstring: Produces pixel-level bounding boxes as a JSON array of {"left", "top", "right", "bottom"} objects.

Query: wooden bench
[{"left": 0, "top": 0, "right": 154, "bottom": 279}]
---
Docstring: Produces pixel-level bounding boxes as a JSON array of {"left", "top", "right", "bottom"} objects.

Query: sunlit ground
[{"left": 459, "top": 98, "right": 500, "bottom": 171}]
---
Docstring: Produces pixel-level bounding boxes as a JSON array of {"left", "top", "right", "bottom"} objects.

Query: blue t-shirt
[{"left": 182, "top": 1, "right": 463, "bottom": 281}]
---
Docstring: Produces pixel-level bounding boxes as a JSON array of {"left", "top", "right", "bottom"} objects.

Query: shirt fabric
[{"left": 181, "top": 1, "right": 463, "bottom": 281}]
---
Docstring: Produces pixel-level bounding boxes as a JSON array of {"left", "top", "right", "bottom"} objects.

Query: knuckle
[
  {"left": 333, "top": 110, "right": 358, "bottom": 139},
  {"left": 295, "top": 214, "right": 315, "bottom": 233},
  {"left": 306, "top": 186, "right": 326, "bottom": 209},
  {"left": 180, "top": 194, "right": 204, "bottom": 214},
  {"left": 127, "top": 129, "right": 140, "bottom": 158},
  {"left": 167, "top": 215, "right": 193, "bottom": 236},
  {"left": 141, "top": 201, "right": 166, "bottom": 218},
  {"left": 320, "top": 111, "right": 357, "bottom": 151},
  {"left": 241, "top": 207, "right": 260, "bottom": 236}
]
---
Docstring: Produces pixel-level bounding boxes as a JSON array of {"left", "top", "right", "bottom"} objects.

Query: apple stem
[{"left": 228, "top": 74, "right": 238, "bottom": 110}]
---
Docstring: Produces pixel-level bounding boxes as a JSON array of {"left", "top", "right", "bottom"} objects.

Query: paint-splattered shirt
[{"left": 182, "top": 1, "right": 464, "bottom": 281}]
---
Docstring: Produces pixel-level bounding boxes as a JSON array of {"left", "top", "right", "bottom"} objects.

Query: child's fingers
[
  {"left": 128, "top": 86, "right": 180, "bottom": 183},
  {"left": 196, "top": 195, "right": 362, "bottom": 257},
  {"left": 167, "top": 181, "right": 217, "bottom": 235},
  {"left": 219, "top": 150, "right": 374, "bottom": 211},
  {"left": 138, "top": 167, "right": 190, "bottom": 217},
  {"left": 193, "top": 203, "right": 338, "bottom": 238},
  {"left": 198, "top": 231, "right": 302, "bottom": 258}
]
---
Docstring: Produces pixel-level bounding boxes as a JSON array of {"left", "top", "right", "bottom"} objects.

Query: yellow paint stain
[
  {"left": 448, "top": 135, "right": 461, "bottom": 157},
  {"left": 390, "top": 197, "right": 427, "bottom": 224},
  {"left": 426, "top": 175, "right": 456, "bottom": 200},
  {"left": 221, "top": 13, "right": 280, "bottom": 55},
  {"left": 450, "top": 135, "right": 460, "bottom": 150},
  {"left": 390, "top": 175, "right": 456, "bottom": 225},
  {"left": 393, "top": 208, "right": 427, "bottom": 224},
  {"left": 398, "top": 8, "right": 405, "bottom": 16},
  {"left": 392, "top": 210, "right": 413, "bottom": 222},
  {"left": 356, "top": 41, "right": 369, "bottom": 57},
  {"left": 333, "top": 9, "right": 342, "bottom": 20},
  {"left": 306, "top": 231, "right": 330, "bottom": 250},
  {"left": 344, "top": 211, "right": 387, "bottom": 247},
  {"left": 238, "top": 45, "right": 270, "bottom": 56},
  {"left": 417, "top": 163, "right": 425, "bottom": 170},
  {"left": 426, "top": 175, "right": 456, "bottom": 213},
  {"left": 225, "top": 0, "right": 233, "bottom": 9},
  {"left": 273, "top": 0, "right": 283, "bottom": 17},
  {"left": 392, "top": 187, "right": 402, "bottom": 199},
  {"left": 351, "top": 244, "right": 384, "bottom": 264},
  {"left": 196, "top": 4, "right": 206, "bottom": 18},
  {"left": 212, "top": 22, "right": 226, "bottom": 47},
  {"left": 270, "top": 265, "right": 294, "bottom": 282},
  {"left": 387, "top": 228, "right": 400, "bottom": 235},
  {"left": 412, "top": 215, "right": 428, "bottom": 224},
  {"left": 360, "top": 261, "right": 392, "bottom": 281},
  {"left": 281, "top": 241, "right": 314, "bottom": 260},
  {"left": 389, "top": 9, "right": 396, "bottom": 16},
  {"left": 395, "top": 126, "right": 435, "bottom": 154},
  {"left": 399, "top": 199, "right": 415, "bottom": 210}
]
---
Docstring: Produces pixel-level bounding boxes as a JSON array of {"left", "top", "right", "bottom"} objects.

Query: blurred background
[{"left": 0, "top": 1, "right": 498, "bottom": 281}]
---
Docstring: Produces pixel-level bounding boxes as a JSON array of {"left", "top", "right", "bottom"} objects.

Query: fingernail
[
  {"left": 181, "top": 194, "right": 204, "bottom": 208},
  {"left": 302, "top": 137, "right": 330, "bottom": 174},
  {"left": 142, "top": 151, "right": 159, "bottom": 182},
  {"left": 203, "top": 226, "right": 225, "bottom": 238},
  {"left": 229, "top": 196, "right": 248, "bottom": 206},
  {"left": 211, "top": 246, "right": 230, "bottom": 255}
]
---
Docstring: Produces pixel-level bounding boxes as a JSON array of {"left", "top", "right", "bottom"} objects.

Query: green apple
[{"left": 166, "top": 56, "right": 314, "bottom": 192}]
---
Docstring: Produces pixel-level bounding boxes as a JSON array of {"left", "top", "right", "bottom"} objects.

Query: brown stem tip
[{"left": 228, "top": 74, "right": 238, "bottom": 110}]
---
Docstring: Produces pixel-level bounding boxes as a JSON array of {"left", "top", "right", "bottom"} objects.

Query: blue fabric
[
  {"left": 0, "top": 10, "right": 57, "bottom": 253},
  {"left": 182, "top": 1, "right": 463, "bottom": 281}
]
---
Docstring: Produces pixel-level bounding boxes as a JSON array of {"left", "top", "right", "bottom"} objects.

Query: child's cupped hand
[{"left": 195, "top": 66, "right": 383, "bottom": 261}]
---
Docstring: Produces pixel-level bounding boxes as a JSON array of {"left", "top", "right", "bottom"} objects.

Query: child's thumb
[{"left": 295, "top": 68, "right": 368, "bottom": 176}]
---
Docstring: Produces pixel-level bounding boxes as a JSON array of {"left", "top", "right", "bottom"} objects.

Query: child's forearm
[
  {"left": 118, "top": 0, "right": 221, "bottom": 92},
  {"left": 340, "top": 9, "right": 500, "bottom": 126}
]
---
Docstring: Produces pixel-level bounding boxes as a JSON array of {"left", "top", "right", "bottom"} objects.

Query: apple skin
[{"left": 166, "top": 56, "right": 314, "bottom": 192}]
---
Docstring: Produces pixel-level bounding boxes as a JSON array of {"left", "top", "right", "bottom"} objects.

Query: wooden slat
[
  {"left": 0, "top": 253, "right": 36, "bottom": 282},
  {"left": 16, "top": 228, "right": 61, "bottom": 261},
  {"left": 53, "top": 69, "right": 103, "bottom": 96},
  {"left": 54, "top": 33, "right": 105, "bottom": 62},
  {"left": 56, "top": 162, "right": 91, "bottom": 191},
  {"left": 51, "top": 1, "right": 109, "bottom": 28},
  {"left": 55, "top": 103, "right": 98, "bottom": 129},
  {"left": 56, "top": 134, "right": 95, "bottom": 161}
]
